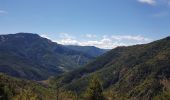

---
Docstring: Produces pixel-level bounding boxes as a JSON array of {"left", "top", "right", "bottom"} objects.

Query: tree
[{"left": 86, "top": 77, "right": 106, "bottom": 100}]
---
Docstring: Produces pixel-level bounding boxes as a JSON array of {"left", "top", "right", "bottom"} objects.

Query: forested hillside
[
  {"left": 0, "top": 33, "right": 96, "bottom": 80},
  {"left": 52, "top": 36, "right": 170, "bottom": 100},
  {"left": 0, "top": 73, "right": 83, "bottom": 100},
  {"left": 1, "top": 34, "right": 170, "bottom": 100},
  {"left": 0, "top": 73, "right": 56, "bottom": 100}
]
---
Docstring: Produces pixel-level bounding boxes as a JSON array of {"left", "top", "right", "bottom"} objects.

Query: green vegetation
[
  {"left": 52, "top": 36, "right": 170, "bottom": 100},
  {"left": 0, "top": 33, "right": 97, "bottom": 80},
  {"left": 0, "top": 73, "right": 81, "bottom": 100},
  {"left": 0, "top": 73, "right": 56, "bottom": 100},
  {"left": 85, "top": 77, "right": 106, "bottom": 100},
  {"left": 0, "top": 34, "right": 170, "bottom": 100}
]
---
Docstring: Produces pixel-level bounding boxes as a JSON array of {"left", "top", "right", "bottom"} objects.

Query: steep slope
[
  {"left": 0, "top": 73, "right": 84, "bottom": 100},
  {"left": 0, "top": 73, "right": 56, "bottom": 100},
  {"left": 0, "top": 33, "right": 94, "bottom": 80},
  {"left": 65, "top": 45, "right": 108, "bottom": 57},
  {"left": 53, "top": 36, "right": 170, "bottom": 100}
]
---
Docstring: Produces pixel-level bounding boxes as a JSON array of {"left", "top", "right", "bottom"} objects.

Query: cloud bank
[
  {"left": 42, "top": 33, "right": 152, "bottom": 49},
  {"left": 138, "top": 0, "right": 170, "bottom": 6},
  {"left": 138, "top": 0, "right": 156, "bottom": 5}
]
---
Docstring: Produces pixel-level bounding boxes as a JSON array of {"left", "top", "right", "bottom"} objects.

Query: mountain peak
[
  {"left": 0, "top": 33, "right": 41, "bottom": 43},
  {"left": 14, "top": 32, "right": 40, "bottom": 37},
  {"left": 0, "top": 33, "right": 40, "bottom": 40},
  {"left": 165, "top": 36, "right": 170, "bottom": 40},
  {"left": 0, "top": 33, "right": 98, "bottom": 80}
]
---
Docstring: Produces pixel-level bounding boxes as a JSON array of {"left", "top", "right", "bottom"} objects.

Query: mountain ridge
[
  {"left": 0, "top": 33, "right": 105, "bottom": 80},
  {"left": 65, "top": 45, "right": 109, "bottom": 57},
  {"left": 52, "top": 36, "right": 170, "bottom": 100}
]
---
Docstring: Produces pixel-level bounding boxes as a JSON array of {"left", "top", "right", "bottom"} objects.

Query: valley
[{"left": 0, "top": 33, "right": 170, "bottom": 100}]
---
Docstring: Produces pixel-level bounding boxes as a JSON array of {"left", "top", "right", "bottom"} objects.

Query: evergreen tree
[
  {"left": 86, "top": 77, "right": 106, "bottom": 100},
  {"left": 55, "top": 82, "right": 60, "bottom": 100}
]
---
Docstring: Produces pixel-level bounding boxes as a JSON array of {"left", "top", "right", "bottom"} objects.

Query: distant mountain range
[
  {"left": 65, "top": 45, "right": 109, "bottom": 57},
  {"left": 0, "top": 33, "right": 107, "bottom": 80},
  {"left": 53, "top": 36, "right": 170, "bottom": 100}
]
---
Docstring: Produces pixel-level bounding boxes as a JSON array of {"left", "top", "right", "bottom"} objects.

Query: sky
[{"left": 0, "top": 0, "right": 170, "bottom": 49}]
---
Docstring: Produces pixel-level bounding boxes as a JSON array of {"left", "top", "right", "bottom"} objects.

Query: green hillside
[
  {"left": 0, "top": 33, "right": 95, "bottom": 80},
  {"left": 0, "top": 73, "right": 57, "bottom": 100},
  {"left": 52, "top": 36, "right": 170, "bottom": 100}
]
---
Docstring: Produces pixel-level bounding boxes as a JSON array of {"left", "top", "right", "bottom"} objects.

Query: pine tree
[
  {"left": 86, "top": 77, "right": 106, "bottom": 100},
  {"left": 55, "top": 82, "right": 60, "bottom": 100}
]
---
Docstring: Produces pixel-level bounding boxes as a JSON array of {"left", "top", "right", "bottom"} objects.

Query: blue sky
[{"left": 0, "top": 0, "right": 170, "bottom": 48}]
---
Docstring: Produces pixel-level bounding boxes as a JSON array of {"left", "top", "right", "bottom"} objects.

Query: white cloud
[
  {"left": 59, "top": 33, "right": 74, "bottom": 39},
  {"left": 40, "top": 34, "right": 51, "bottom": 39},
  {"left": 138, "top": 0, "right": 170, "bottom": 6},
  {"left": 56, "top": 33, "right": 80, "bottom": 45},
  {"left": 56, "top": 36, "right": 121, "bottom": 49},
  {"left": 55, "top": 33, "right": 152, "bottom": 49},
  {"left": 138, "top": 0, "right": 156, "bottom": 5},
  {"left": 85, "top": 34, "right": 97, "bottom": 38},
  {"left": 111, "top": 35, "right": 150, "bottom": 41},
  {"left": 0, "top": 10, "right": 7, "bottom": 14},
  {"left": 57, "top": 38, "right": 79, "bottom": 45}
]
